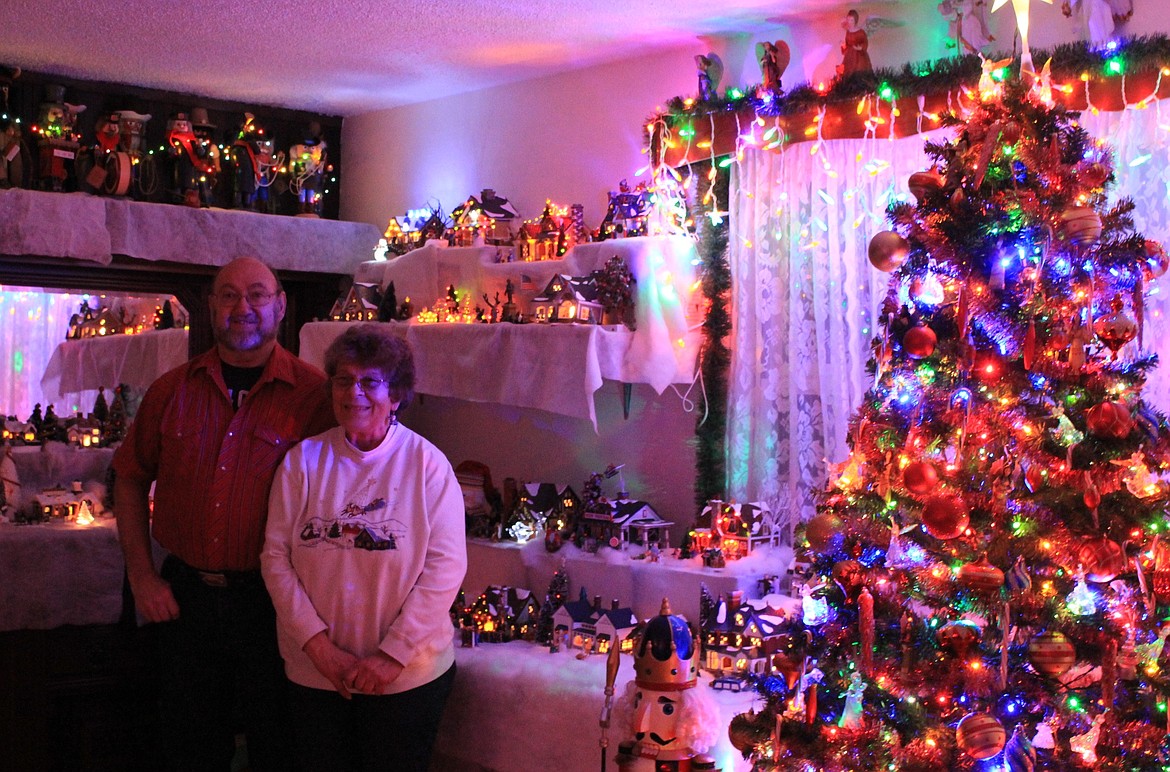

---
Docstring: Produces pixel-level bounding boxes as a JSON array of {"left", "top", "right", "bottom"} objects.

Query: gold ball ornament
[
  {"left": 902, "top": 325, "right": 937, "bottom": 359},
  {"left": 1028, "top": 630, "right": 1076, "bottom": 676},
  {"left": 902, "top": 460, "right": 939, "bottom": 496},
  {"left": 1077, "top": 536, "right": 1126, "bottom": 582},
  {"left": 868, "top": 231, "right": 910, "bottom": 272},
  {"left": 804, "top": 512, "right": 845, "bottom": 552},
  {"left": 1060, "top": 206, "right": 1103, "bottom": 246},
  {"left": 956, "top": 712, "right": 1007, "bottom": 760},
  {"left": 921, "top": 494, "right": 969, "bottom": 540},
  {"left": 728, "top": 711, "right": 773, "bottom": 753}
]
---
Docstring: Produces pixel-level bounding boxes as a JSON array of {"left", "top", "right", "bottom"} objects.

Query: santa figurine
[{"left": 610, "top": 599, "right": 721, "bottom": 771}]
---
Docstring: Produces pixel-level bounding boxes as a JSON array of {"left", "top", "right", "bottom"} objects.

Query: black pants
[
  {"left": 288, "top": 664, "right": 456, "bottom": 772},
  {"left": 156, "top": 556, "right": 290, "bottom": 772}
]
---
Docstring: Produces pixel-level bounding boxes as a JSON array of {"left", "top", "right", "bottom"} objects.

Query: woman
[{"left": 262, "top": 324, "right": 466, "bottom": 771}]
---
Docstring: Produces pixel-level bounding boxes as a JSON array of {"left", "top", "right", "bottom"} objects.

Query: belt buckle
[{"left": 198, "top": 571, "right": 229, "bottom": 588}]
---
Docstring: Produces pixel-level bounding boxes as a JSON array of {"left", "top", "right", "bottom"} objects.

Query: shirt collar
[{"left": 193, "top": 344, "right": 296, "bottom": 389}]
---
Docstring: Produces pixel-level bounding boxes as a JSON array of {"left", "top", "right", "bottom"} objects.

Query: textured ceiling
[{"left": 0, "top": 0, "right": 868, "bottom": 116}]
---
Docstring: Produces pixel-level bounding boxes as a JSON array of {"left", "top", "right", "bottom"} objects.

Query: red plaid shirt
[{"left": 113, "top": 345, "right": 333, "bottom": 571}]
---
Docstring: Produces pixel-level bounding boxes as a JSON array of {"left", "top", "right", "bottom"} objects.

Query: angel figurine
[
  {"left": 837, "top": 671, "right": 867, "bottom": 729},
  {"left": 695, "top": 53, "right": 723, "bottom": 102},
  {"left": 1069, "top": 713, "right": 1106, "bottom": 765},
  {"left": 838, "top": 10, "right": 873, "bottom": 77},
  {"left": 938, "top": 0, "right": 995, "bottom": 55},
  {"left": 756, "top": 40, "right": 790, "bottom": 93},
  {"left": 1061, "top": 0, "right": 1133, "bottom": 43}
]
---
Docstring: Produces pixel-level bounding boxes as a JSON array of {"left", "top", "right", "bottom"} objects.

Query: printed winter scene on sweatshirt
[{"left": 298, "top": 480, "right": 405, "bottom": 552}]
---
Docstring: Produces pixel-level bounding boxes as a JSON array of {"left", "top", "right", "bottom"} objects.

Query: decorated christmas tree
[{"left": 733, "top": 66, "right": 1170, "bottom": 770}]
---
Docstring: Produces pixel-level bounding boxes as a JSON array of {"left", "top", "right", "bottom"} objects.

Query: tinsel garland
[{"left": 693, "top": 163, "right": 731, "bottom": 511}]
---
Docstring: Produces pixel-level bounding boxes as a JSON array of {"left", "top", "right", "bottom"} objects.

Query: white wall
[{"left": 340, "top": 0, "right": 1170, "bottom": 534}]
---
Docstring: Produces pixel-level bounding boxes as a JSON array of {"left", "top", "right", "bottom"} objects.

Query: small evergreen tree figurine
[
  {"left": 734, "top": 65, "right": 1170, "bottom": 771},
  {"left": 92, "top": 386, "right": 109, "bottom": 424},
  {"left": 594, "top": 254, "right": 636, "bottom": 328}
]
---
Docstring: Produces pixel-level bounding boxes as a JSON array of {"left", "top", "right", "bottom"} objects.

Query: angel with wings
[
  {"left": 695, "top": 53, "right": 723, "bottom": 102},
  {"left": 755, "top": 40, "right": 789, "bottom": 93}
]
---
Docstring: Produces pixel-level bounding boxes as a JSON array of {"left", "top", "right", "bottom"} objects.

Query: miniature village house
[
  {"left": 575, "top": 498, "right": 673, "bottom": 551},
  {"left": 530, "top": 274, "right": 603, "bottom": 323},
  {"left": 467, "top": 585, "right": 541, "bottom": 643},
  {"left": 519, "top": 482, "right": 580, "bottom": 532},
  {"left": 694, "top": 500, "right": 788, "bottom": 558},
  {"left": 552, "top": 596, "right": 637, "bottom": 655},
  {"left": 451, "top": 188, "right": 519, "bottom": 247},
  {"left": 328, "top": 282, "right": 382, "bottom": 321},
  {"left": 701, "top": 592, "right": 790, "bottom": 676},
  {"left": 65, "top": 414, "right": 103, "bottom": 447}
]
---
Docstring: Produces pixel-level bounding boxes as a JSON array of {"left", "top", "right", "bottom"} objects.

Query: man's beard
[{"left": 215, "top": 313, "right": 277, "bottom": 352}]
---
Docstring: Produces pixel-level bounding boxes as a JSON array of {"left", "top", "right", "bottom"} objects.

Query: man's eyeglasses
[
  {"left": 331, "top": 376, "right": 388, "bottom": 393},
  {"left": 211, "top": 289, "right": 277, "bottom": 307}
]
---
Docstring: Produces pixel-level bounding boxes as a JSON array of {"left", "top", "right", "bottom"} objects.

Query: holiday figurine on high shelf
[
  {"left": 0, "top": 66, "right": 25, "bottom": 190},
  {"left": 166, "top": 111, "right": 217, "bottom": 207},
  {"left": 694, "top": 53, "right": 723, "bottom": 102},
  {"left": 231, "top": 113, "right": 282, "bottom": 212},
  {"left": 1061, "top": 0, "right": 1133, "bottom": 43},
  {"left": 32, "top": 84, "right": 84, "bottom": 191},
  {"left": 756, "top": 40, "right": 790, "bottom": 94},
  {"left": 287, "top": 120, "right": 329, "bottom": 216},
  {"left": 610, "top": 600, "right": 720, "bottom": 770},
  {"left": 937, "top": 0, "right": 995, "bottom": 55},
  {"left": 837, "top": 10, "right": 872, "bottom": 78}
]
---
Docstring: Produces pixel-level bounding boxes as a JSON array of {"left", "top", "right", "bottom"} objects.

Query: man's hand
[
  {"left": 303, "top": 632, "right": 359, "bottom": 698},
  {"left": 343, "top": 651, "right": 405, "bottom": 695},
  {"left": 129, "top": 570, "right": 180, "bottom": 623}
]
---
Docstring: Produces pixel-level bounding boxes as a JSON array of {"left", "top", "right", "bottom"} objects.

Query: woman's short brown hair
[{"left": 323, "top": 324, "right": 415, "bottom": 407}]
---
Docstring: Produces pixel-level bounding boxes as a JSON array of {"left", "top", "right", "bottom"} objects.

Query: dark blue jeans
[
  {"left": 157, "top": 555, "right": 290, "bottom": 772},
  {"left": 288, "top": 663, "right": 456, "bottom": 772}
]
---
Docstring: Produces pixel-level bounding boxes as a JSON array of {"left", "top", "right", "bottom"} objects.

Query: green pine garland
[{"left": 693, "top": 164, "right": 731, "bottom": 512}]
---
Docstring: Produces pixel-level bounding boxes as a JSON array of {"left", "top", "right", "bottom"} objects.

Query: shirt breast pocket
[{"left": 250, "top": 426, "right": 294, "bottom": 472}]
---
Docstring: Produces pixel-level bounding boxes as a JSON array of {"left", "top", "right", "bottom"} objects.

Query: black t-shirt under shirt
[{"left": 221, "top": 363, "right": 265, "bottom": 409}]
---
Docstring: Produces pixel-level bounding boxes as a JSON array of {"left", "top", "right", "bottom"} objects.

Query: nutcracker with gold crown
[{"left": 610, "top": 599, "right": 721, "bottom": 771}]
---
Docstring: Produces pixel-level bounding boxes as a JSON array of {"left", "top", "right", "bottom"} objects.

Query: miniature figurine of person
[
  {"left": 694, "top": 53, "right": 723, "bottom": 102},
  {"left": 938, "top": 0, "right": 995, "bottom": 55},
  {"left": 837, "top": 671, "right": 867, "bottom": 729},
  {"left": 1061, "top": 0, "right": 1133, "bottom": 43},
  {"left": 0, "top": 116, "right": 25, "bottom": 189},
  {"left": 756, "top": 40, "right": 790, "bottom": 93},
  {"left": 288, "top": 120, "right": 328, "bottom": 215},
  {"left": 612, "top": 600, "right": 720, "bottom": 771},
  {"left": 838, "top": 10, "right": 873, "bottom": 78}
]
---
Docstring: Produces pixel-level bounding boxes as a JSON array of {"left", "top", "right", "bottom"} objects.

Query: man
[{"left": 114, "top": 256, "right": 333, "bottom": 771}]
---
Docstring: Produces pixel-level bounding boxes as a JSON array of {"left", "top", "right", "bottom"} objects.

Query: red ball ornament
[
  {"left": 832, "top": 559, "right": 865, "bottom": 589},
  {"left": 902, "top": 460, "right": 939, "bottom": 496},
  {"left": 1094, "top": 294, "right": 1137, "bottom": 356},
  {"left": 1144, "top": 240, "right": 1170, "bottom": 279},
  {"left": 958, "top": 555, "right": 1005, "bottom": 593},
  {"left": 921, "top": 494, "right": 969, "bottom": 540},
  {"left": 1084, "top": 401, "right": 1133, "bottom": 439},
  {"left": 868, "top": 231, "right": 910, "bottom": 272},
  {"left": 805, "top": 512, "right": 845, "bottom": 552},
  {"left": 1000, "top": 121, "right": 1022, "bottom": 145},
  {"left": 956, "top": 712, "right": 1006, "bottom": 760},
  {"left": 1028, "top": 630, "right": 1076, "bottom": 676},
  {"left": 907, "top": 169, "right": 944, "bottom": 203},
  {"left": 1077, "top": 536, "right": 1126, "bottom": 582},
  {"left": 937, "top": 619, "right": 982, "bottom": 657},
  {"left": 902, "top": 325, "right": 937, "bottom": 359},
  {"left": 1060, "top": 206, "right": 1103, "bottom": 246}
]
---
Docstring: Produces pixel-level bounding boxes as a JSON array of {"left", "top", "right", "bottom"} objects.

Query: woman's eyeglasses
[{"left": 331, "top": 376, "right": 388, "bottom": 393}]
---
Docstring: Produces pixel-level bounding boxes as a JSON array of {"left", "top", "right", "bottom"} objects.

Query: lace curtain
[{"left": 727, "top": 102, "right": 1170, "bottom": 530}]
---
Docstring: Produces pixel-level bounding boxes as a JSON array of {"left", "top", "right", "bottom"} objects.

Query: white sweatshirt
[{"left": 262, "top": 424, "right": 466, "bottom": 694}]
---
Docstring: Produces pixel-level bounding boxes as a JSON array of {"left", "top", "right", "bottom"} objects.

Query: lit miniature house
[
  {"left": 530, "top": 274, "right": 603, "bottom": 324},
  {"left": 468, "top": 585, "right": 542, "bottom": 643},
  {"left": 66, "top": 414, "right": 103, "bottom": 447},
  {"left": 695, "top": 500, "right": 787, "bottom": 558},
  {"left": 519, "top": 482, "right": 580, "bottom": 533},
  {"left": 701, "top": 593, "right": 791, "bottom": 677},
  {"left": 577, "top": 499, "right": 673, "bottom": 552},
  {"left": 328, "top": 282, "right": 382, "bottom": 322},
  {"left": 451, "top": 188, "right": 519, "bottom": 247},
  {"left": 78, "top": 306, "right": 127, "bottom": 338},
  {"left": 552, "top": 596, "right": 637, "bottom": 655},
  {"left": 33, "top": 485, "right": 95, "bottom": 521},
  {"left": 382, "top": 217, "right": 412, "bottom": 254}
]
